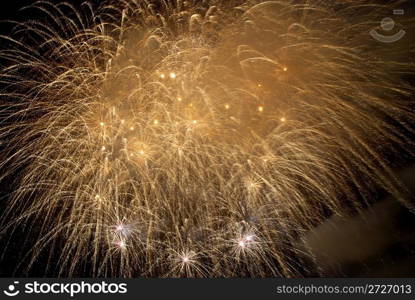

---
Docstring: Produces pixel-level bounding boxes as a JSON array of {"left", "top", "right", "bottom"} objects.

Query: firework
[{"left": 0, "top": 0, "right": 414, "bottom": 277}]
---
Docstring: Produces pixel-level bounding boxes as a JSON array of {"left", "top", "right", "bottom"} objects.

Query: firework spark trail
[{"left": 0, "top": 0, "right": 414, "bottom": 277}]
